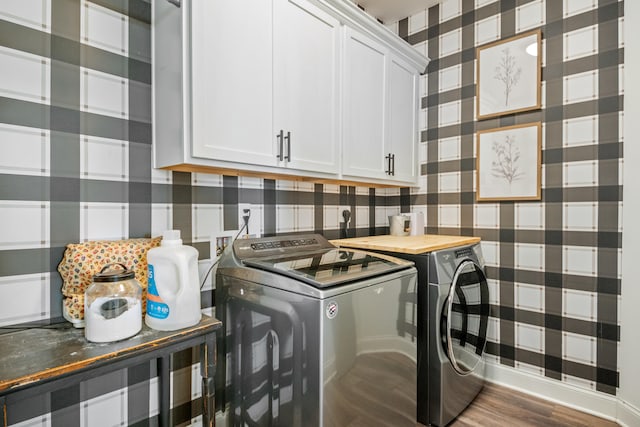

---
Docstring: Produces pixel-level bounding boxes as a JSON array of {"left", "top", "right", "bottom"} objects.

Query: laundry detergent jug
[{"left": 145, "top": 230, "right": 201, "bottom": 331}]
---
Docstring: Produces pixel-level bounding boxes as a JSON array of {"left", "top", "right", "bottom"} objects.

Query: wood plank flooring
[{"left": 450, "top": 383, "right": 619, "bottom": 427}]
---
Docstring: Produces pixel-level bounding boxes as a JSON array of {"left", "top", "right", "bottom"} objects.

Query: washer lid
[{"left": 243, "top": 248, "right": 412, "bottom": 288}]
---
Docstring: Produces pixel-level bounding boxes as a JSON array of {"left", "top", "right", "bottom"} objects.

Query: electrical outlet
[
  {"left": 339, "top": 206, "right": 351, "bottom": 226},
  {"left": 238, "top": 203, "right": 260, "bottom": 238}
]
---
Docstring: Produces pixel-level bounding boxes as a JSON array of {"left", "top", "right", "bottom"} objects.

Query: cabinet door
[
  {"left": 273, "top": 0, "right": 340, "bottom": 174},
  {"left": 387, "top": 54, "right": 419, "bottom": 184},
  {"left": 342, "top": 28, "right": 388, "bottom": 180},
  {"left": 190, "top": 1, "right": 276, "bottom": 166}
]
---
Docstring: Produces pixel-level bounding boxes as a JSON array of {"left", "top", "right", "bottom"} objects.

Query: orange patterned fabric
[{"left": 57, "top": 237, "right": 161, "bottom": 326}]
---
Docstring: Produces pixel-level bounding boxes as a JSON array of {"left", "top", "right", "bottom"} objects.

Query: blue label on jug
[{"left": 147, "top": 264, "right": 169, "bottom": 319}]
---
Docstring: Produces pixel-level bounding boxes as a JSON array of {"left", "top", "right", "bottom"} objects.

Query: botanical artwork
[
  {"left": 476, "top": 123, "right": 541, "bottom": 201},
  {"left": 494, "top": 47, "right": 522, "bottom": 107},
  {"left": 491, "top": 134, "right": 522, "bottom": 184},
  {"left": 476, "top": 30, "right": 541, "bottom": 119}
]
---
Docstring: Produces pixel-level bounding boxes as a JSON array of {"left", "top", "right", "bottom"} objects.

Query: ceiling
[{"left": 354, "top": 0, "right": 440, "bottom": 24}]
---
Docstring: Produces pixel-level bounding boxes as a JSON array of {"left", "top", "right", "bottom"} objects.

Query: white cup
[{"left": 389, "top": 215, "right": 411, "bottom": 236}]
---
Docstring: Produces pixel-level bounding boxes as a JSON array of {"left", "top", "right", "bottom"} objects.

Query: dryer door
[{"left": 443, "top": 260, "right": 489, "bottom": 375}]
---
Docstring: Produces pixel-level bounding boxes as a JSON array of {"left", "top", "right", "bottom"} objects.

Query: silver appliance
[
  {"left": 215, "top": 234, "right": 418, "bottom": 426},
  {"left": 371, "top": 243, "right": 489, "bottom": 426}
]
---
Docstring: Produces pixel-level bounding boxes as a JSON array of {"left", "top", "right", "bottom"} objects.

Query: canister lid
[{"left": 93, "top": 263, "right": 135, "bottom": 282}]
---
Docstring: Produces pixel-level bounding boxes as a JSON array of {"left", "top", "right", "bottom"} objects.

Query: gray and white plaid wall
[
  {"left": 392, "top": 0, "right": 622, "bottom": 395},
  {"left": 0, "top": 1, "right": 398, "bottom": 424},
  {"left": 0, "top": 0, "right": 624, "bottom": 424}
]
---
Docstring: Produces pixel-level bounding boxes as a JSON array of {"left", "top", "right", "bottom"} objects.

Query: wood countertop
[{"left": 330, "top": 234, "right": 481, "bottom": 254}]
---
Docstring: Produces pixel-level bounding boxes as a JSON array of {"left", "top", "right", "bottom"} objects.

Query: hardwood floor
[{"left": 450, "top": 383, "right": 619, "bottom": 427}]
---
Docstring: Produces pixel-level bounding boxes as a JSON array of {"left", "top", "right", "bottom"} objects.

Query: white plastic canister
[{"left": 145, "top": 230, "right": 202, "bottom": 331}]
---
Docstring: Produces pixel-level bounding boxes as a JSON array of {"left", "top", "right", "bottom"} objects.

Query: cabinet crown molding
[{"left": 320, "top": 0, "right": 430, "bottom": 73}]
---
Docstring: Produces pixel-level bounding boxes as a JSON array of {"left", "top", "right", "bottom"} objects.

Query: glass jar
[{"left": 85, "top": 263, "right": 143, "bottom": 342}]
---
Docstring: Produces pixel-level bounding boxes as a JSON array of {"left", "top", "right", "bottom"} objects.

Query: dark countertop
[{"left": 0, "top": 315, "right": 221, "bottom": 394}]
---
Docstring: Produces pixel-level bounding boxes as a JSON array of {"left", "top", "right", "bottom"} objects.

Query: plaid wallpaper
[
  {"left": 0, "top": 0, "right": 624, "bottom": 424},
  {"left": 389, "top": 0, "right": 623, "bottom": 396},
  {"left": 0, "top": 1, "right": 400, "bottom": 424}
]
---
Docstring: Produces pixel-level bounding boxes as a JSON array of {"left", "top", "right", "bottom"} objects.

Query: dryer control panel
[{"left": 428, "top": 243, "right": 484, "bottom": 285}]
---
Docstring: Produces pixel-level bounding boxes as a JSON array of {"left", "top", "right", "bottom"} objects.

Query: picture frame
[
  {"left": 476, "top": 29, "right": 541, "bottom": 120},
  {"left": 476, "top": 122, "right": 541, "bottom": 201}
]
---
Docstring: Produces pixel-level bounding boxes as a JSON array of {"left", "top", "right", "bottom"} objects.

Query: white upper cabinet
[
  {"left": 342, "top": 29, "right": 419, "bottom": 185},
  {"left": 190, "top": 0, "right": 275, "bottom": 167},
  {"left": 153, "top": 0, "right": 428, "bottom": 186},
  {"left": 386, "top": 54, "right": 419, "bottom": 183},
  {"left": 342, "top": 28, "right": 388, "bottom": 180},
  {"left": 273, "top": 0, "right": 340, "bottom": 174}
]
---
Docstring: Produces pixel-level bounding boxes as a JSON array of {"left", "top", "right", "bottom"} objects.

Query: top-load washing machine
[
  {"left": 360, "top": 242, "right": 489, "bottom": 426},
  {"left": 214, "top": 234, "right": 419, "bottom": 426}
]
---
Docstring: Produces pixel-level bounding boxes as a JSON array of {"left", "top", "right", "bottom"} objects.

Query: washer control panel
[
  {"left": 234, "top": 234, "right": 332, "bottom": 260},
  {"left": 250, "top": 238, "right": 318, "bottom": 251}
]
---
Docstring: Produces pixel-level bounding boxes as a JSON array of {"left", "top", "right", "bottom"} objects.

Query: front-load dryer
[
  {"left": 366, "top": 243, "right": 489, "bottom": 426},
  {"left": 427, "top": 244, "right": 489, "bottom": 426}
]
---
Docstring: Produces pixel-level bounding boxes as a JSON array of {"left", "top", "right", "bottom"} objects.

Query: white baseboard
[
  {"left": 484, "top": 360, "right": 620, "bottom": 423},
  {"left": 617, "top": 398, "right": 640, "bottom": 427}
]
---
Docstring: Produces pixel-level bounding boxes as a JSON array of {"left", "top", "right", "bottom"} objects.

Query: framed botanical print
[
  {"left": 476, "top": 122, "right": 542, "bottom": 201},
  {"left": 476, "top": 29, "right": 541, "bottom": 120}
]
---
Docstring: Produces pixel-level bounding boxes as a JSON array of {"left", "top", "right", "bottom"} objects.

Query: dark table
[{"left": 0, "top": 315, "right": 221, "bottom": 427}]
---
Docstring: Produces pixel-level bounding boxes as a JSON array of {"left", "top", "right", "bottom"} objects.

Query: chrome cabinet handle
[
  {"left": 166, "top": 0, "right": 181, "bottom": 7},
  {"left": 276, "top": 130, "right": 284, "bottom": 161},
  {"left": 284, "top": 131, "right": 291, "bottom": 161}
]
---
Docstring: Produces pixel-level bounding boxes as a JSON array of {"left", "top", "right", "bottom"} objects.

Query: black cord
[
  {"left": 200, "top": 223, "right": 247, "bottom": 289},
  {"left": 0, "top": 323, "right": 74, "bottom": 333}
]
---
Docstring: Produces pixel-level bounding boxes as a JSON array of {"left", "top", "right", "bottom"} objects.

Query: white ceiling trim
[{"left": 353, "top": 0, "right": 440, "bottom": 24}]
